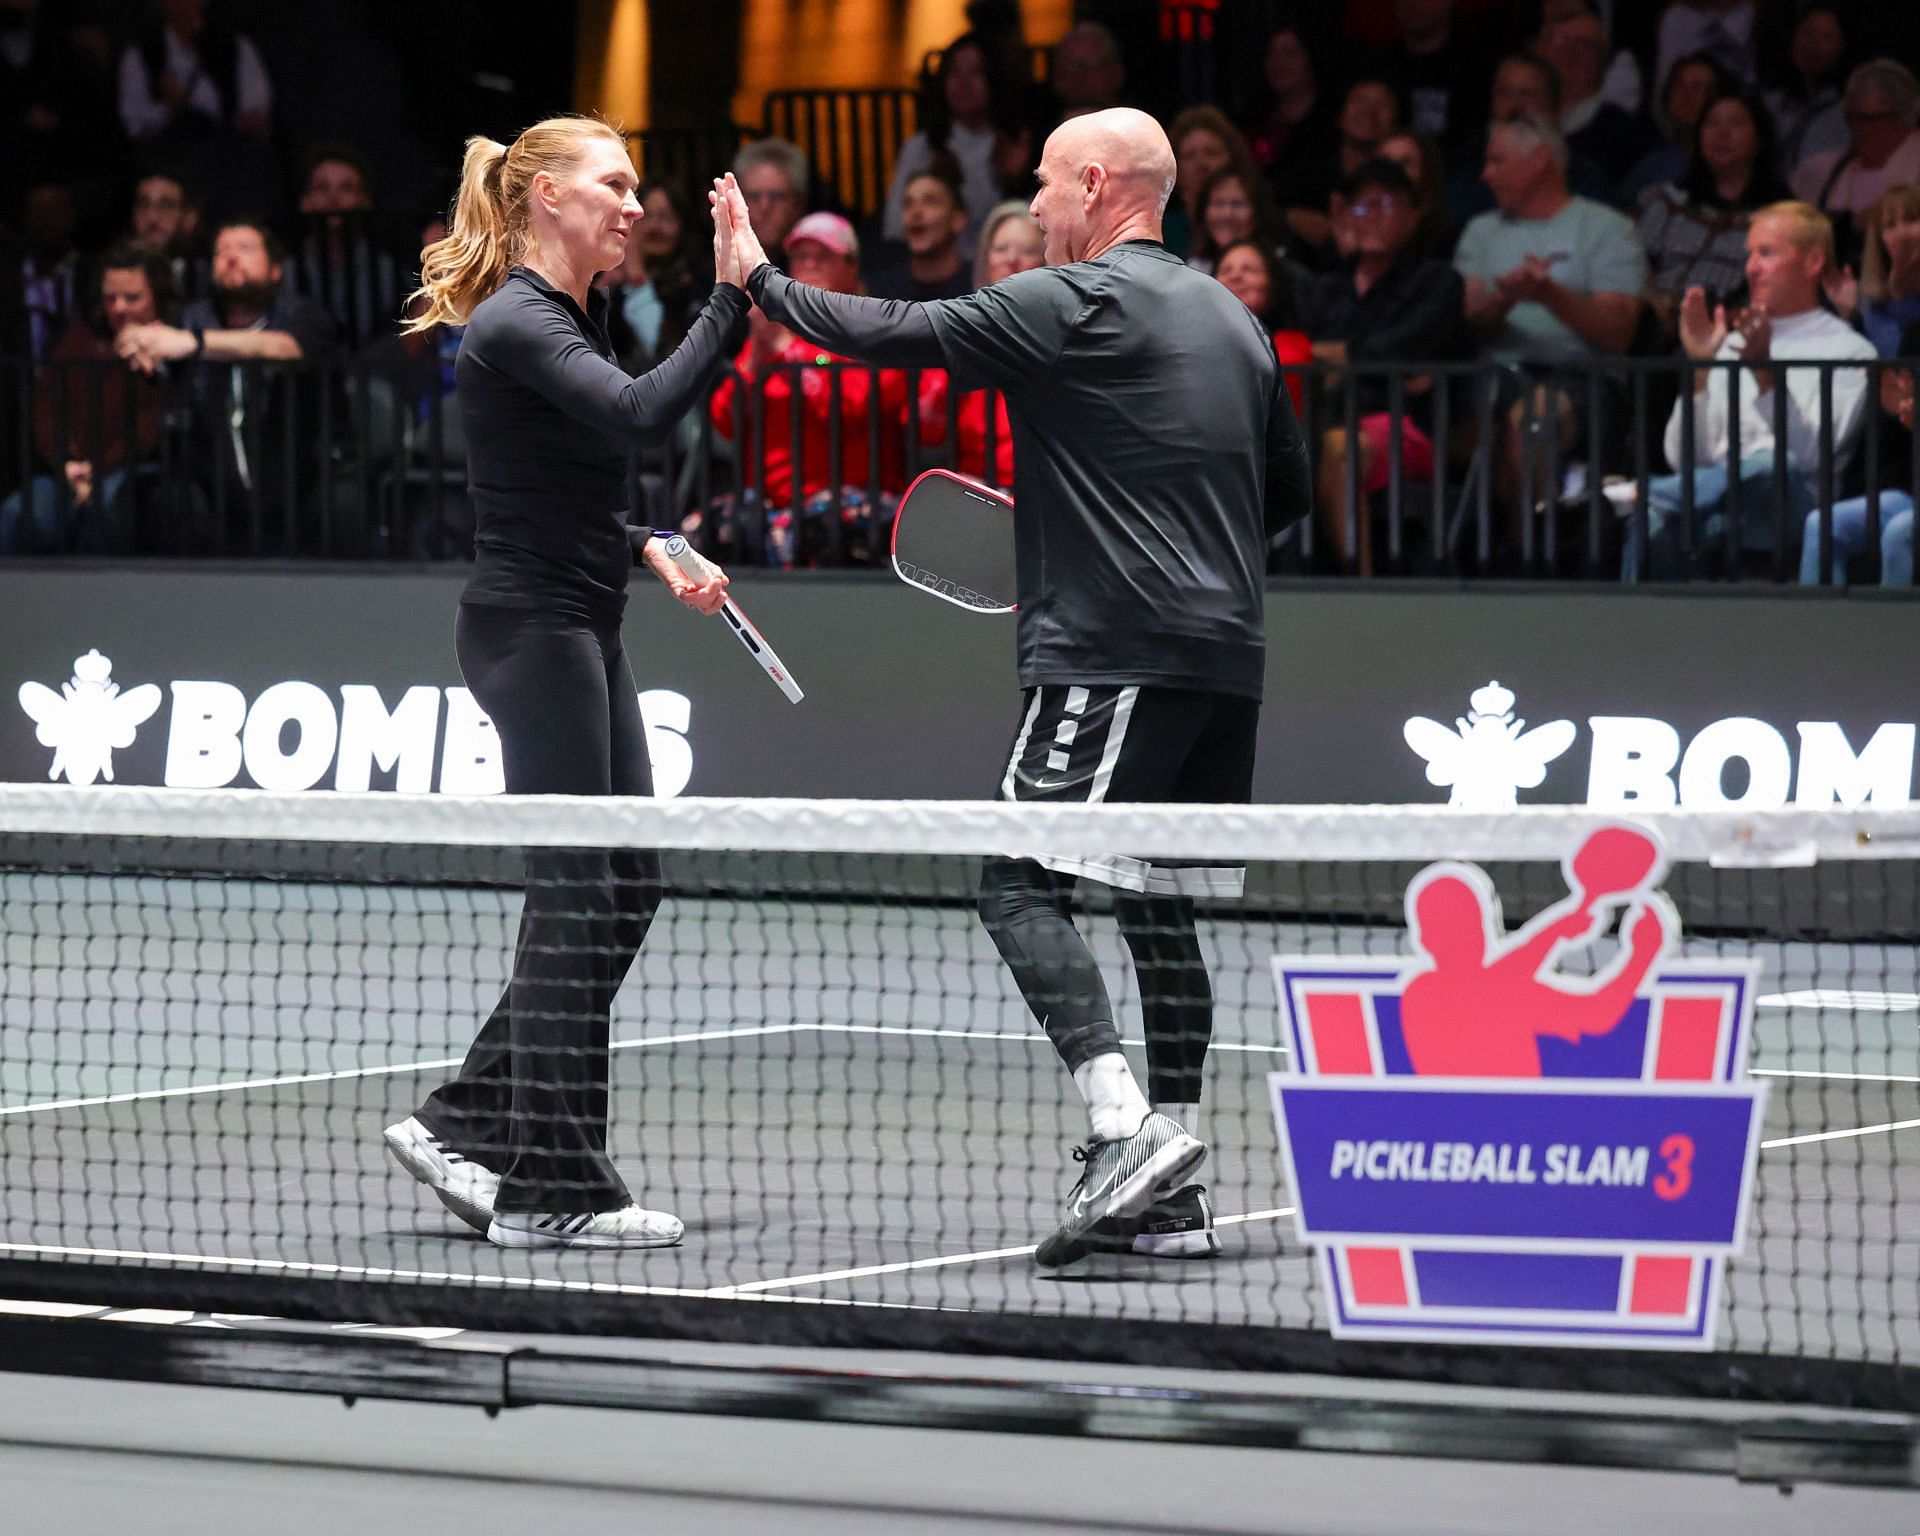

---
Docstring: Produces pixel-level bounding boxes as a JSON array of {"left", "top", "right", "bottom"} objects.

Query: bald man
[{"left": 714, "top": 109, "right": 1310, "bottom": 1269}]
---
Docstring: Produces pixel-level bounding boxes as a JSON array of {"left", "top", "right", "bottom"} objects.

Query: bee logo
[
  {"left": 17, "top": 650, "right": 162, "bottom": 787},
  {"left": 1403, "top": 681, "right": 1576, "bottom": 810}
]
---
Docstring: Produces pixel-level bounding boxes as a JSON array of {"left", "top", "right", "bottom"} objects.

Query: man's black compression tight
[{"left": 978, "top": 858, "right": 1213, "bottom": 1106}]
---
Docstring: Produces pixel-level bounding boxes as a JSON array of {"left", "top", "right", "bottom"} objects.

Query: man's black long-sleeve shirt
[
  {"left": 750, "top": 242, "right": 1308, "bottom": 700},
  {"left": 458, "top": 266, "right": 749, "bottom": 621}
]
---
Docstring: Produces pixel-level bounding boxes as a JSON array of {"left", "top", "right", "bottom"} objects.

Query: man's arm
[
  {"left": 1460, "top": 275, "right": 1515, "bottom": 338},
  {"left": 1535, "top": 283, "right": 1642, "bottom": 356},
  {"left": 201, "top": 328, "right": 305, "bottom": 362},
  {"left": 746, "top": 266, "right": 946, "bottom": 367}
]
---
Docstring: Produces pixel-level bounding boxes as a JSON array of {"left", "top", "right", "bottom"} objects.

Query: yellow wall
[
  {"left": 733, "top": 0, "right": 1073, "bottom": 126},
  {"left": 576, "top": 0, "right": 650, "bottom": 132}
]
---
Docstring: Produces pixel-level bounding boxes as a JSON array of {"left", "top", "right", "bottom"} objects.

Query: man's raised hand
[
  {"left": 709, "top": 177, "right": 740, "bottom": 289},
  {"left": 1677, "top": 286, "right": 1728, "bottom": 361}
]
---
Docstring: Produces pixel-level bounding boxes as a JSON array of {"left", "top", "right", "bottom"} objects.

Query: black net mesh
[{"left": 0, "top": 792, "right": 1914, "bottom": 1410}]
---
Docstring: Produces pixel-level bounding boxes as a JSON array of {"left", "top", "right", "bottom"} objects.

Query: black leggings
[
  {"left": 417, "top": 603, "right": 661, "bottom": 1214},
  {"left": 978, "top": 859, "right": 1212, "bottom": 1105}
]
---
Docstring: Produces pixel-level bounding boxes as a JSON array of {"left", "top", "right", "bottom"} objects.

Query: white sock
[
  {"left": 1155, "top": 1099, "right": 1201, "bottom": 1145},
  {"left": 1073, "top": 1052, "right": 1149, "bottom": 1142}
]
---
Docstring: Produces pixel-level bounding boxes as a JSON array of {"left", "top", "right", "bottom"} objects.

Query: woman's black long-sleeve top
[{"left": 456, "top": 266, "right": 750, "bottom": 622}]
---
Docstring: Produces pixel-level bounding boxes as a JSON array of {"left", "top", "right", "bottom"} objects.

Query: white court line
[
  {"left": 1762, "top": 1118, "right": 1920, "bottom": 1150},
  {"left": 1751, "top": 1067, "right": 1920, "bottom": 1084},
  {"left": 1760, "top": 990, "right": 1919, "bottom": 1012},
  {"left": 0, "top": 1021, "right": 1279, "bottom": 1117},
  {"left": 0, "top": 1023, "right": 811, "bottom": 1118},
  {"left": 705, "top": 1207, "right": 1298, "bottom": 1297}
]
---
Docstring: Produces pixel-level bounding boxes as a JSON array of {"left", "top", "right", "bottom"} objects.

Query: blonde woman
[
  {"left": 383, "top": 116, "right": 745, "bottom": 1251},
  {"left": 1825, "top": 181, "right": 1920, "bottom": 357}
]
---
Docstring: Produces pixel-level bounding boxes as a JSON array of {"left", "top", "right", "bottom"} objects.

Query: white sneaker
[
  {"left": 1602, "top": 477, "right": 1638, "bottom": 516},
  {"left": 383, "top": 1116, "right": 499, "bottom": 1235},
  {"left": 488, "top": 1203, "right": 685, "bottom": 1250}
]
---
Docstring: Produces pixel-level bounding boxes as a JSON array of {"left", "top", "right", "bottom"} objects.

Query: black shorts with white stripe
[{"left": 997, "top": 684, "right": 1259, "bottom": 896}]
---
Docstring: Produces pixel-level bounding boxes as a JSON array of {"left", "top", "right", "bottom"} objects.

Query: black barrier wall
[{"left": 1, "top": 565, "right": 1916, "bottom": 806}]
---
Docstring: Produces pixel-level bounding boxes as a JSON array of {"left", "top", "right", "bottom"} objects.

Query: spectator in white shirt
[
  {"left": 1653, "top": 1, "right": 1758, "bottom": 106},
  {"left": 1616, "top": 201, "right": 1877, "bottom": 578},
  {"left": 117, "top": 0, "right": 273, "bottom": 221},
  {"left": 117, "top": 0, "right": 270, "bottom": 143},
  {"left": 882, "top": 32, "right": 1026, "bottom": 259}
]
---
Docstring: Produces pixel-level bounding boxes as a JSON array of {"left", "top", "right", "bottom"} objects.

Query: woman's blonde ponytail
[{"left": 406, "top": 118, "right": 628, "bottom": 333}]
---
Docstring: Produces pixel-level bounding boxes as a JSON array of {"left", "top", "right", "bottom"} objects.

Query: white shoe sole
[
  {"left": 1130, "top": 1227, "right": 1221, "bottom": 1258},
  {"left": 487, "top": 1217, "right": 684, "bottom": 1251},
  {"left": 382, "top": 1122, "right": 494, "bottom": 1235}
]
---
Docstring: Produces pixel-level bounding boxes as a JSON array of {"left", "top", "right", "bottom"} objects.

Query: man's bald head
[{"left": 1030, "top": 108, "right": 1176, "bottom": 266}]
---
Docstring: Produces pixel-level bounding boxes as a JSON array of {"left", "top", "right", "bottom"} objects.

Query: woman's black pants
[{"left": 415, "top": 602, "right": 661, "bottom": 1214}]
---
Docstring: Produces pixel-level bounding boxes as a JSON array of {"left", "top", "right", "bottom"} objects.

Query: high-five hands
[{"left": 708, "top": 174, "right": 770, "bottom": 289}]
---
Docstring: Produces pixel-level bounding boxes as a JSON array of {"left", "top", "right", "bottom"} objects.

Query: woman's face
[
  {"left": 1264, "top": 31, "right": 1311, "bottom": 97},
  {"left": 100, "top": 267, "right": 158, "bottom": 333},
  {"left": 1880, "top": 205, "right": 1920, "bottom": 267},
  {"left": 1177, "top": 128, "right": 1231, "bottom": 206},
  {"left": 1792, "top": 11, "right": 1844, "bottom": 82},
  {"left": 1214, "top": 245, "right": 1270, "bottom": 317},
  {"left": 541, "top": 136, "right": 642, "bottom": 276},
  {"left": 1667, "top": 63, "right": 1719, "bottom": 136},
  {"left": 944, "top": 44, "right": 991, "bottom": 123},
  {"left": 984, "top": 214, "right": 1044, "bottom": 284},
  {"left": 1204, "top": 175, "right": 1257, "bottom": 250},
  {"left": 1340, "top": 83, "right": 1397, "bottom": 147},
  {"left": 1698, "top": 98, "right": 1758, "bottom": 175},
  {"left": 635, "top": 187, "right": 682, "bottom": 260}
]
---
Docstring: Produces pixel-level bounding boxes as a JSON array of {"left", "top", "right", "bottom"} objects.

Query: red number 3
[{"left": 1654, "top": 1134, "right": 1694, "bottom": 1201}]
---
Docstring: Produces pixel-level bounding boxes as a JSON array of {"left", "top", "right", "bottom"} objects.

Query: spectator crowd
[{"left": 3, "top": 0, "right": 1916, "bottom": 584}]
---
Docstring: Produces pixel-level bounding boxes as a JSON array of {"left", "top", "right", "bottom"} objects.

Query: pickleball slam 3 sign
[{"left": 1269, "top": 824, "right": 1768, "bottom": 1349}]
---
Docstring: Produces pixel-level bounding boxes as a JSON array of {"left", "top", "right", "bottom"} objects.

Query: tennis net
[{"left": 0, "top": 786, "right": 1915, "bottom": 1412}]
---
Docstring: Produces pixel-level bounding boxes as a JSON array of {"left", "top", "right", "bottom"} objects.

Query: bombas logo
[
  {"left": 1405, "top": 681, "right": 1916, "bottom": 809},
  {"left": 17, "top": 650, "right": 162, "bottom": 786},
  {"left": 14, "top": 650, "right": 695, "bottom": 797},
  {"left": 1404, "top": 682, "right": 1574, "bottom": 810}
]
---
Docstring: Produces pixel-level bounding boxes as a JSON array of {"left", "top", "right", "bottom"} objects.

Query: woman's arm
[{"left": 492, "top": 284, "right": 752, "bottom": 440}]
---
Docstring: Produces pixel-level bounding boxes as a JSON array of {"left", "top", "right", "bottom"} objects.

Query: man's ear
[{"left": 948, "top": 204, "right": 967, "bottom": 236}]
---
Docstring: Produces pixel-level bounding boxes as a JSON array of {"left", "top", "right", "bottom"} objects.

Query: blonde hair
[
  {"left": 1861, "top": 182, "right": 1920, "bottom": 304},
  {"left": 407, "top": 115, "right": 629, "bottom": 333},
  {"left": 1751, "top": 200, "right": 1835, "bottom": 269}
]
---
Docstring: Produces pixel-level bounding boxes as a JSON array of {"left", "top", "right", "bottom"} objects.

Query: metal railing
[
  {"left": 622, "top": 125, "right": 756, "bottom": 202},
  {"left": 761, "top": 89, "right": 918, "bottom": 223},
  {"left": 3, "top": 352, "right": 1911, "bottom": 589}
]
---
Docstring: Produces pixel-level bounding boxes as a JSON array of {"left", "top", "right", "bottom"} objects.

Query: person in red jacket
[
  {"left": 915, "top": 200, "right": 1040, "bottom": 487},
  {"left": 709, "top": 211, "right": 909, "bottom": 563}
]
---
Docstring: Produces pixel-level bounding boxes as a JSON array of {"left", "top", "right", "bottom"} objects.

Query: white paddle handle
[{"left": 662, "top": 536, "right": 805, "bottom": 704}]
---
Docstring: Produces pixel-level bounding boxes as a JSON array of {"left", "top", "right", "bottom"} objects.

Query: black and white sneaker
[
  {"left": 1088, "top": 1184, "right": 1220, "bottom": 1258},
  {"left": 383, "top": 1116, "right": 499, "bottom": 1235},
  {"left": 488, "top": 1203, "right": 684, "bottom": 1250},
  {"left": 1033, "top": 1113, "right": 1206, "bottom": 1269}
]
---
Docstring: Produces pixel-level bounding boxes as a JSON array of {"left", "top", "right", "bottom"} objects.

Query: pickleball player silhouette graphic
[{"left": 1400, "top": 825, "right": 1676, "bottom": 1078}]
